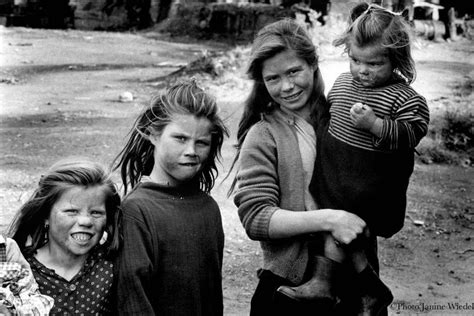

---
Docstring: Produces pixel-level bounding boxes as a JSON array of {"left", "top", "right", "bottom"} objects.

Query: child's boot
[
  {"left": 276, "top": 256, "right": 339, "bottom": 304},
  {"left": 356, "top": 265, "right": 393, "bottom": 316}
]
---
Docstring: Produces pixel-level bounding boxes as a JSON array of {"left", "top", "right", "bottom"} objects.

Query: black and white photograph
[{"left": 1, "top": 0, "right": 472, "bottom": 315}]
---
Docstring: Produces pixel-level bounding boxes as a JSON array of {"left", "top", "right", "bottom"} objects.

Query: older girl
[
  {"left": 279, "top": 3, "right": 430, "bottom": 315},
  {"left": 9, "top": 157, "right": 122, "bottom": 315},
  {"left": 231, "top": 19, "right": 367, "bottom": 315},
  {"left": 112, "top": 80, "right": 228, "bottom": 315}
]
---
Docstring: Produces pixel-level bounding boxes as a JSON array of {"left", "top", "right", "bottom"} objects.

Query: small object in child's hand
[{"left": 352, "top": 102, "right": 364, "bottom": 114}]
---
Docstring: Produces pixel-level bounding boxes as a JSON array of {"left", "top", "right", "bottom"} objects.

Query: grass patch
[
  {"left": 442, "top": 109, "right": 474, "bottom": 153},
  {"left": 417, "top": 89, "right": 473, "bottom": 166}
]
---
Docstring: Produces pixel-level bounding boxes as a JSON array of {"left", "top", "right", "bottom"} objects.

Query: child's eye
[
  {"left": 289, "top": 69, "right": 301, "bottom": 76},
  {"left": 64, "top": 209, "right": 78, "bottom": 214},
  {"left": 196, "top": 140, "right": 210, "bottom": 147},
  {"left": 264, "top": 76, "right": 278, "bottom": 83},
  {"left": 174, "top": 136, "right": 186, "bottom": 142},
  {"left": 91, "top": 210, "right": 106, "bottom": 218}
]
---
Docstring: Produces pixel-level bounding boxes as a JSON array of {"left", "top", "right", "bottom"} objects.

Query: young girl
[
  {"left": 230, "top": 19, "right": 368, "bottom": 315},
  {"left": 277, "top": 3, "right": 430, "bottom": 315},
  {"left": 1, "top": 235, "right": 54, "bottom": 315},
  {"left": 112, "top": 79, "right": 228, "bottom": 315},
  {"left": 8, "top": 157, "right": 122, "bottom": 315}
]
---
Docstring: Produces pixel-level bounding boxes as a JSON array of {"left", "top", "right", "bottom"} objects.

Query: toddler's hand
[{"left": 350, "top": 103, "right": 377, "bottom": 131}]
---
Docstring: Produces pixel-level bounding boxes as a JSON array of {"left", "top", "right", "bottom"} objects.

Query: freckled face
[
  {"left": 46, "top": 186, "right": 107, "bottom": 261},
  {"left": 349, "top": 42, "right": 393, "bottom": 88},
  {"left": 262, "top": 49, "right": 315, "bottom": 120},
  {"left": 149, "top": 114, "right": 213, "bottom": 187}
]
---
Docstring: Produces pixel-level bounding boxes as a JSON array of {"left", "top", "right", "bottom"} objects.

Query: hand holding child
[
  {"left": 326, "top": 209, "right": 367, "bottom": 246},
  {"left": 350, "top": 103, "right": 383, "bottom": 137}
]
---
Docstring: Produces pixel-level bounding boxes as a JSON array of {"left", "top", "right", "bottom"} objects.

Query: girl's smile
[
  {"left": 149, "top": 114, "right": 212, "bottom": 186},
  {"left": 262, "top": 49, "right": 315, "bottom": 120},
  {"left": 45, "top": 186, "right": 107, "bottom": 261},
  {"left": 282, "top": 90, "right": 304, "bottom": 101}
]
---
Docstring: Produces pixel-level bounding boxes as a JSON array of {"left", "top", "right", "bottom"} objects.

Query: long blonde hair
[
  {"left": 9, "top": 157, "right": 122, "bottom": 257},
  {"left": 113, "top": 79, "right": 228, "bottom": 194},
  {"left": 228, "top": 18, "right": 327, "bottom": 194}
]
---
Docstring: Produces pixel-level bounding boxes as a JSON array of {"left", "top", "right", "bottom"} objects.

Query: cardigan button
[{"left": 69, "top": 284, "right": 76, "bottom": 291}]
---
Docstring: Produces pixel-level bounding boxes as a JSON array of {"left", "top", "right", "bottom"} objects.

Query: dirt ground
[{"left": 0, "top": 26, "right": 473, "bottom": 315}]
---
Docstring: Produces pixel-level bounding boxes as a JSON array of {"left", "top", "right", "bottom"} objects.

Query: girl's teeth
[
  {"left": 284, "top": 91, "right": 301, "bottom": 100},
  {"left": 72, "top": 233, "right": 91, "bottom": 241}
]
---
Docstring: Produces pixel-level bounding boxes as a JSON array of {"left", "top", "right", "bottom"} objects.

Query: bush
[
  {"left": 417, "top": 137, "right": 462, "bottom": 164},
  {"left": 417, "top": 108, "right": 473, "bottom": 166},
  {"left": 442, "top": 110, "right": 474, "bottom": 152}
]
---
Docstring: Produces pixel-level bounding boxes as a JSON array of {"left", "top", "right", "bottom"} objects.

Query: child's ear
[
  {"left": 144, "top": 127, "right": 156, "bottom": 142},
  {"left": 147, "top": 131, "right": 160, "bottom": 146},
  {"left": 147, "top": 134, "right": 156, "bottom": 145}
]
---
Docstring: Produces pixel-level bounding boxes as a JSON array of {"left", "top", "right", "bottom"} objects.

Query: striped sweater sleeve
[{"left": 373, "top": 93, "right": 430, "bottom": 150}]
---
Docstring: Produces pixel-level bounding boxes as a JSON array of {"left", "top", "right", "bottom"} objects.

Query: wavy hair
[
  {"left": 113, "top": 79, "right": 228, "bottom": 194},
  {"left": 227, "top": 18, "right": 326, "bottom": 194},
  {"left": 333, "top": 2, "right": 416, "bottom": 83},
  {"left": 8, "top": 157, "right": 122, "bottom": 258}
]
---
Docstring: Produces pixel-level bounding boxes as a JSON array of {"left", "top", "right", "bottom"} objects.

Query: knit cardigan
[{"left": 234, "top": 109, "right": 309, "bottom": 285}]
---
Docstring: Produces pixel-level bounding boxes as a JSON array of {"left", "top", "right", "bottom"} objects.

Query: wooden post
[{"left": 448, "top": 7, "right": 458, "bottom": 41}]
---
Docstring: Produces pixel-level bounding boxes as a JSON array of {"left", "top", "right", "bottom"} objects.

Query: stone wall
[
  {"left": 71, "top": 0, "right": 294, "bottom": 37},
  {"left": 71, "top": 0, "right": 128, "bottom": 29},
  {"left": 159, "top": 2, "right": 294, "bottom": 42},
  {"left": 71, "top": 0, "right": 155, "bottom": 30}
]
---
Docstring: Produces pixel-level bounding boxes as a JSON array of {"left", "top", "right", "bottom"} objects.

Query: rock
[
  {"left": 119, "top": 91, "right": 134, "bottom": 102},
  {"left": 413, "top": 220, "right": 425, "bottom": 226}
]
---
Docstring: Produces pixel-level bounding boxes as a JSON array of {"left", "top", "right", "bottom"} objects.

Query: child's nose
[
  {"left": 359, "top": 64, "right": 370, "bottom": 74},
  {"left": 77, "top": 214, "right": 93, "bottom": 226},
  {"left": 184, "top": 142, "right": 197, "bottom": 156},
  {"left": 281, "top": 77, "right": 295, "bottom": 91}
]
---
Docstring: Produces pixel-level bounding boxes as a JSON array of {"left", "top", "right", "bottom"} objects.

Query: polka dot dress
[{"left": 27, "top": 249, "right": 114, "bottom": 315}]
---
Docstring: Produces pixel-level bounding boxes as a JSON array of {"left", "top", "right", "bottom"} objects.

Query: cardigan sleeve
[
  {"left": 373, "top": 93, "right": 430, "bottom": 151},
  {"left": 115, "top": 199, "right": 156, "bottom": 315},
  {"left": 234, "top": 123, "right": 280, "bottom": 241}
]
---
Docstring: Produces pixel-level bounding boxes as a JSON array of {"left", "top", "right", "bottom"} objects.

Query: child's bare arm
[{"left": 5, "top": 237, "right": 31, "bottom": 270}]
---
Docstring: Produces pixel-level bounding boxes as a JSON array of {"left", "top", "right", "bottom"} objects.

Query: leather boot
[
  {"left": 356, "top": 265, "right": 393, "bottom": 316},
  {"left": 276, "top": 256, "right": 340, "bottom": 304}
]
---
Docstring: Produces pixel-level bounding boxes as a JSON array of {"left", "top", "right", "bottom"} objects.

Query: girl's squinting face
[
  {"left": 349, "top": 42, "right": 393, "bottom": 88},
  {"left": 262, "top": 49, "right": 315, "bottom": 119},
  {"left": 149, "top": 114, "right": 212, "bottom": 186},
  {"left": 47, "top": 186, "right": 107, "bottom": 261}
]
